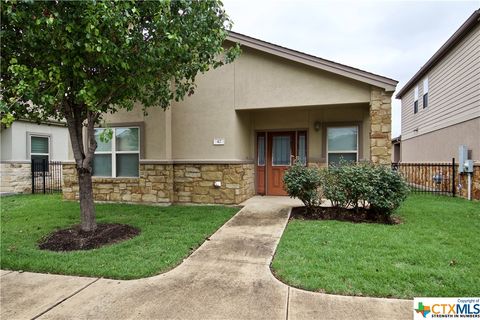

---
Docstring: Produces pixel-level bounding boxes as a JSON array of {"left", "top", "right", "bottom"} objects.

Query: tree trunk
[
  {"left": 78, "top": 167, "right": 97, "bottom": 232},
  {"left": 63, "top": 102, "right": 99, "bottom": 232}
]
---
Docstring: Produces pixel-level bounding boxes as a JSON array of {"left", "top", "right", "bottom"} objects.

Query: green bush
[
  {"left": 365, "top": 164, "right": 409, "bottom": 215},
  {"left": 320, "top": 161, "right": 408, "bottom": 216},
  {"left": 283, "top": 161, "right": 322, "bottom": 213},
  {"left": 320, "top": 161, "right": 371, "bottom": 210}
]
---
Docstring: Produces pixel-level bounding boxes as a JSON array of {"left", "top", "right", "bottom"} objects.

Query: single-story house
[
  {"left": 63, "top": 32, "right": 398, "bottom": 205},
  {"left": 1, "top": 120, "right": 69, "bottom": 193}
]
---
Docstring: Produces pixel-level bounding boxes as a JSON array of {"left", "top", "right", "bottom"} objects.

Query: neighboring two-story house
[{"left": 396, "top": 9, "right": 480, "bottom": 163}]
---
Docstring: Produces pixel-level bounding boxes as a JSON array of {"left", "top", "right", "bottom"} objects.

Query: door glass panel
[
  {"left": 297, "top": 134, "right": 306, "bottom": 165},
  {"left": 272, "top": 135, "right": 291, "bottom": 166},
  {"left": 328, "top": 153, "right": 357, "bottom": 166},
  {"left": 327, "top": 127, "right": 358, "bottom": 151},
  {"left": 257, "top": 135, "right": 265, "bottom": 166}
]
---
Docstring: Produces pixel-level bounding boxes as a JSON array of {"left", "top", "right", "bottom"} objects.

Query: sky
[{"left": 222, "top": 0, "right": 479, "bottom": 137}]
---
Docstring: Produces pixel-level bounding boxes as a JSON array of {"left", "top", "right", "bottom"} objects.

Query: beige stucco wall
[
  {"left": 86, "top": 46, "right": 388, "bottom": 164},
  {"left": 101, "top": 103, "right": 171, "bottom": 160},
  {"left": 401, "top": 117, "right": 480, "bottom": 162},
  {"left": 235, "top": 48, "right": 372, "bottom": 110},
  {"left": 170, "top": 61, "right": 252, "bottom": 161},
  {"left": 1, "top": 121, "right": 69, "bottom": 161},
  {"left": 249, "top": 104, "right": 371, "bottom": 162}
]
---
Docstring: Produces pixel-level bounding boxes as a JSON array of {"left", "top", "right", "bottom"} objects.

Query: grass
[
  {"left": 0, "top": 194, "right": 238, "bottom": 279},
  {"left": 271, "top": 194, "right": 480, "bottom": 299}
]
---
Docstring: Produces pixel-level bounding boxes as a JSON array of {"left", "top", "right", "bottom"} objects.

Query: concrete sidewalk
[{"left": 0, "top": 196, "right": 411, "bottom": 320}]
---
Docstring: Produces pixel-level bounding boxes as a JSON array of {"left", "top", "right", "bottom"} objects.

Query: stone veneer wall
[
  {"left": 62, "top": 162, "right": 255, "bottom": 205},
  {"left": 0, "top": 162, "right": 31, "bottom": 193},
  {"left": 173, "top": 164, "right": 254, "bottom": 204},
  {"left": 370, "top": 87, "right": 392, "bottom": 165},
  {"left": 63, "top": 163, "right": 173, "bottom": 204}
]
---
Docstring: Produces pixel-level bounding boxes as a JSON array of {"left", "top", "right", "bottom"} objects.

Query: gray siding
[{"left": 401, "top": 23, "right": 480, "bottom": 141}]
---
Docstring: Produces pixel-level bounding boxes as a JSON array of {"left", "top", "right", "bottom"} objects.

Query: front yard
[
  {"left": 0, "top": 194, "right": 238, "bottom": 279},
  {"left": 271, "top": 194, "right": 480, "bottom": 298}
]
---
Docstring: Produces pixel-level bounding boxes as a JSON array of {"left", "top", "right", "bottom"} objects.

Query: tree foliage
[
  {"left": 1, "top": 0, "right": 239, "bottom": 121},
  {"left": 1, "top": 0, "right": 239, "bottom": 231}
]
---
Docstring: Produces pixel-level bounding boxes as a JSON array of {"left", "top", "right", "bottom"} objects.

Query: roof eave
[{"left": 226, "top": 32, "right": 398, "bottom": 92}]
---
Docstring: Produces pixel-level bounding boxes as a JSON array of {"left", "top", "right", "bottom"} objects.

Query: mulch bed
[
  {"left": 290, "top": 207, "right": 400, "bottom": 225},
  {"left": 38, "top": 223, "right": 140, "bottom": 252}
]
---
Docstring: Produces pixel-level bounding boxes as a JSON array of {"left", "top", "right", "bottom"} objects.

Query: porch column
[{"left": 369, "top": 87, "right": 393, "bottom": 165}]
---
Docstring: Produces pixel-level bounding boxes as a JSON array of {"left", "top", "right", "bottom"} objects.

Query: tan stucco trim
[
  {"left": 171, "top": 159, "right": 254, "bottom": 164},
  {"left": 227, "top": 32, "right": 398, "bottom": 92},
  {"left": 140, "top": 159, "right": 254, "bottom": 165},
  {"left": 0, "top": 160, "right": 32, "bottom": 164}
]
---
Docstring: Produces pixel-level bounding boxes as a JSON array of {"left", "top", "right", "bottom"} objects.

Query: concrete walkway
[{"left": 1, "top": 196, "right": 411, "bottom": 320}]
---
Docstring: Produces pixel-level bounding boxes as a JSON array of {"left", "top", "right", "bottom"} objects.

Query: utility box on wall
[
  {"left": 464, "top": 160, "right": 474, "bottom": 173},
  {"left": 458, "top": 145, "right": 468, "bottom": 173}
]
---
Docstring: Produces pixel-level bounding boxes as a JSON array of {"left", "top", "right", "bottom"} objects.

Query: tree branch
[{"left": 82, "top": 110, "right": 100, "bottom": 169}]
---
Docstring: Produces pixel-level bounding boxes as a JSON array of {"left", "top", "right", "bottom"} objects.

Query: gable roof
[
  {"left": 396, "top": 9, "right": 480, "bottom": 99},
  {"left": 226, "top": 31, "right": 398, "bottom": 92}
]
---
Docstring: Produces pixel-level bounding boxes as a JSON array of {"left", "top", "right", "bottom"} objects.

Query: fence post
[
  {"left": 31, "top": 160, "right": 35, "bottom": 194},
  {"left": 42, "top": 159, "right": 46, "bottom": 194},
  {"left": 452, "top": 158, "right": 456, "bottom": 197}
]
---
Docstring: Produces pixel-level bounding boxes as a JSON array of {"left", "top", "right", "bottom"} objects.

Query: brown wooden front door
[
  {"left": 256, "top": 131, "right": 307, "bottom": 196},
  {"left": 267, "top": 132, "right": 295, "bottom": 196}
]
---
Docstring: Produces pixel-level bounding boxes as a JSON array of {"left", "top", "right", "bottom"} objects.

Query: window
[
  {"left": 423, "top": 78, "right": 429, "bottom": 108},
  {"left": 327, "top": 126, "right": 358, "bottom": 165},
  {"left": 93, "top": 127, "right": 140, "bottom": 177},
  {"left": 414, "top": 86, "right": 419, "bottom": 114},
  {"left": 272, "top": 135, "right": 291, "bottom": 166},
  {"left": 297, "top": 132, "right": 307, "bottom": 165},
  {"left": 257, "top": 135, "right": 265, "bottom": 166},
  {"left": 30, "top": 136, "right": 49, "bottom": 164}
]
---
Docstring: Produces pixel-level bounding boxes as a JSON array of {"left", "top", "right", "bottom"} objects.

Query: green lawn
[
  {"left": 271, "top": 194, "right": 480, "bottom": 298},
  {"left": 0, "top": 194, "right": 237, "bottom": 279}
]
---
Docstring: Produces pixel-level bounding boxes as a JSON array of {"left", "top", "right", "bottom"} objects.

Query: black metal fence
[
  {"left": 392, "top": 158, "right": 456, "bottom": 196},
  {"left": 31, "top": 160, "right": 62, "bottom": 194}
]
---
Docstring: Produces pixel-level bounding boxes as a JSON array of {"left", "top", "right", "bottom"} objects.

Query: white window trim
[
  {"left": 326, "top": 126, "right": 359, "bottom": 164},
  {"left": 414, "top": 86, "right": 419, "bottom": 101},
  {"left": 27, "top": 133, "right": 51, "bottom": 161},
  {"left": 93, "top": 127, "right": 140, "bottom": 178},
  {"left": 423, "top": 77, "right": 429, "bottom": 94}
]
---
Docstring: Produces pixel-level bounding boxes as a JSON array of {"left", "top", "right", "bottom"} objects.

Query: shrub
[
  {"left": 320, "top": 161, "right": 408, "bottom": 216},
  {"left": 283, "top": 161, "right": 322, "bottom": 213},
  {"left": 364, "top": 164, "right": 409, "bottom": 215}
]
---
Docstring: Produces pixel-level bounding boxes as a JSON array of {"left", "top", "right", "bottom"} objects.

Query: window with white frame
[
  {"left": 30, "top": 135, "right": 50, "bottom": 163},
  {"left": 414, "top": 86, "right": 419, "bottom": 114},
  {"left": 93, "top": 127, "right": 140, "bottom": 177},
  {"left": 423, "top": 78, "right": 429, "bottom": 108},
  {"left": 327, "top": 126, "right": 358, "bottom": 165}
]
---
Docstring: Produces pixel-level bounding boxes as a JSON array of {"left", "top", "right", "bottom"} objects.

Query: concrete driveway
[{"left": 0, "top": 196, "right": 411, "bottom": 320}]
